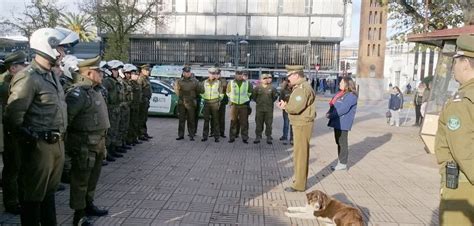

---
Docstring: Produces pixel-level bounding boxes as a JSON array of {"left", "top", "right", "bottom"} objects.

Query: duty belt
[{"left": 36, "top": 130, "right": 64, "bottom": 144}]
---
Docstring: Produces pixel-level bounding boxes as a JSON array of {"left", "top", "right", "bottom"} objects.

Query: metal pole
[{"left": 236, "top": 34, "right": 240, "bottom": 68}]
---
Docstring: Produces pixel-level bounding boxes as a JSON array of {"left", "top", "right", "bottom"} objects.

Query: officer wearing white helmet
[
  {"left": 60, "top": 54, "right": 80, "bottom": 91},
  {"left": 5, "top": 27, "right": 79, "bottom": 225},
  {"left": 102, "top": 60, "right": 127, "bottom": 161}
]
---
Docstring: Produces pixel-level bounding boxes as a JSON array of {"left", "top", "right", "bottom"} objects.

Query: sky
[{"left": 1, "top": 0, "right": 363, "bottom": 45}]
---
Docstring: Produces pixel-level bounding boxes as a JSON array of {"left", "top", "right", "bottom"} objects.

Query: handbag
[{"left": 386, "top": 110, "right": 392, "bottom": 118}]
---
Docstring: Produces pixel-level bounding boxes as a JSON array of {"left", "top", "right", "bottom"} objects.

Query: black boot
[
  {"left": 85, "top": 203, "right": 108, "bottom": 217},
  {"left": 138, "top": 136, "right": 149, "bottom": 141},
  {"left": 21, "top": 201, "right": 41, "bottom": 225},
  {"left": 108, "top": 146, "right": 123, "bottom": 158},
  {"left": 115, "top": 146, "right": 127, "bottom": 153},
  {"left": 40, "top": 193, "right": 57, "bottom": 226},
  {"left": 106, "top": 153, "right": 116, "bottom": 162},
  {"left": 74, "top": 209, "right": 92, "bottom": 226},
  {"left": 122, "top": 143, "right": 132, "bottom": 150}
]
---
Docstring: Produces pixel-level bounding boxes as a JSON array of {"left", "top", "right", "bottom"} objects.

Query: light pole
[
  {"left": 226, "top": 33, "right": 249, "bottom": 68},
  {"left": 246, "top": 53, "right": 250, "bottom": 69}
]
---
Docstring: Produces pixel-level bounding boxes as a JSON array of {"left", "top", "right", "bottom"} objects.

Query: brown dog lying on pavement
[{"left": 285, "top": 190, "right": 364, "bottom": 226}]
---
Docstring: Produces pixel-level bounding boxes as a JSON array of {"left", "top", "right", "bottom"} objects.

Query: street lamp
[
  {"left": 246, "top": 53, "right": 250, "bottom": 69},
  {"left": 226, "top": 33, "right": 249, "bottom": 68}
]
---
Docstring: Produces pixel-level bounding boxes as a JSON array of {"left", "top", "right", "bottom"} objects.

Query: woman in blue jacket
[
  {"left": 326, "top": 77, "right": 358, "bottom": 171},
  {"left": 388, "top": 86, "right": 404, "bottom": 127}
]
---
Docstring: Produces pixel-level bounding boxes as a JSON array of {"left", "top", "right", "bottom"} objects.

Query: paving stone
[
  {"left": 181, "top": 211, "right": 212, "bottom": 224},
  {"left": 213, "top": 204, "right": 239, "bottom": 214},
  {"left": 163, "top": 201, "right": 190, "bottom": 210},
  {"left": 138, "top": 200, "right": 166, "bottom": 209}
]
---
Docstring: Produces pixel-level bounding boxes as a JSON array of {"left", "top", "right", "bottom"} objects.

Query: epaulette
[{"left": 452, "top": 91, "right": 464, "bottom": 102}]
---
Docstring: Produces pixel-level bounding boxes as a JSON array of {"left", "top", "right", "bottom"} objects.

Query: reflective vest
[
  {"left": 201, "top": 80, "right": 221, "bottom": 100},
  {"left": 228, "top": 80, "right": 250, "bottom": 104}
]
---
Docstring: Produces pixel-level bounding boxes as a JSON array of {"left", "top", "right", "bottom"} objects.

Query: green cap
[
  {"left": 78, "top": 56, "right": 101, "bottom": 72},
  {"left": 183, "top": 66, "right": 191, "bottom": 72},
  {"left": 454, "top": 34, "right": 474, "bottom": 58},
  {"left": 285, "top": 65, "right": 304, "bottom": 76},
  {"left": 140, "top": 64, "right": 150, "bottom": 70},
  {"left": 4, "top": 50, "right": 27, "bottom": 66}
]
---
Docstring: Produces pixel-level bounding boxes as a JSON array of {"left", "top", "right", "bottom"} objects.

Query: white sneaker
[{"left": 331, "top": 163, "right": 347, "bottom": 171}]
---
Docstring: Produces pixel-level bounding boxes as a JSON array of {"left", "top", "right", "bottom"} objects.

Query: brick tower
[{"left": 357, "top": 0, "right": 388, "bottom": 100}]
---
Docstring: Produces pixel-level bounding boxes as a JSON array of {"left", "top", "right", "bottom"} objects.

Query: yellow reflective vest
[
  {"left": 201, "top": 79, "right": 222, "bottom": 100},
  {"left": 228, "top": 80, "right": 251, "bottom": 104}
]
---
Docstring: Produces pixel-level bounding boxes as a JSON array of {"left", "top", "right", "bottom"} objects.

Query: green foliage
[
  {"left": 388, "top": 0, "right": 464, "bottom": 43},
  {"left": 59, "top": 12, "right": 97, "bottom": 42},
  {"left": 103, "top": 34, "right": 130, "bottom": 62}
]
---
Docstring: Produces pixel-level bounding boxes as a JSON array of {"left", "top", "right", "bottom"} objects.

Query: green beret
[
  {"left": 4, "top": 51, "right": 27, "bottom": 66},
  {"left": 285, "top": 65, "right": 304, "bottom": 76},
  {"left": 454, "top": 35, "right": 474, "bottom": 58},
  {"left": 78, "top": 56, "right": 101, "bottom": 72}
]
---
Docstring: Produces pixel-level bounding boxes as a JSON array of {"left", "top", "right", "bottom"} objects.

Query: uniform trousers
[{"left": 291, "top": 123, "right": 313, "bottom": 191}]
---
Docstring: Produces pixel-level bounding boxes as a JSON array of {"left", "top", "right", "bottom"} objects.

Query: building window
[
  {"left": 380, "top": 11, "right": 383, "bottom": 24},
  {"left": 377, "top": 44, "right": 380, "bottom": 57},
  {"left": 372, "top": 44, "right": 376, "bottom": 56},
  {"left": 378, "top": 28, "right": 382, "bottom": 40},
  {"left": 374, "top": 12, "right": 378, "bottom": 24},
  {"left": 369, "top": 11, "right": 372, "bottom": 24},
  {"left": 367, "top": 44, "right": 370, "bottom": 56},
  {"left": 370, "top": 0, "right": 373, "bottom": 7},
  {"left": 368, "top": 28, "right": 372, "bottom": 40}
]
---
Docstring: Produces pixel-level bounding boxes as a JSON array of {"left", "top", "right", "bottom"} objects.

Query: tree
[
  {"left": 387, "top": 0, "right": 472, "bottom": 42},
  {"left": 59, "top": 12, "right": 97, "bottom": 42},
  {"left": 81, "top": 0, "right": 167, "bottom": 61},
  {"left": 0, "top": 0, "right": 63, "bottom": 39}
]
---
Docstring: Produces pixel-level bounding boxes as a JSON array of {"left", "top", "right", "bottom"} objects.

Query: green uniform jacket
[
  {"left": 435, "top": 78, "right": 474, "bottom": 184},
  {"left": 285, "top": 78, "right": 316, "bottom": 126},
  {"left": 253, "top": 84, "right": 278, "bottom": 112},
  {"left": 102, "top": 76, "right": 121, "bottom": 106},
  {"left": 175, "top": 77, "right": 200, "bottom": 106},
  {"left": 130, "top": 80, "right": 142, "bottom": 104},
  {"left": 138, "top": 75, "right": 152, "bottom": 101},
  {"left": 6, "top": 60, "right": 68, "bottom": 132}
]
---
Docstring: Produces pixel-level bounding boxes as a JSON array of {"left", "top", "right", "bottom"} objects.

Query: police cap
[
  {"left": 78, "top": 55, "right": 101, "bottom": 73},
  {"left": 285, "top": 65, "right": 304, "bottom": 76},
  {"left": 454, "top": 34, "right": 474, "bottom": 58},
  {"left": 140, "top": 64, "right": 150, "bottom": 70},
  {"left": 4, "top": 50, "right": 27, "bottom": 66},
  {"left": 260, "top": 73, "right": 272, "bottom": 79},
  {"left": 208, "top": 66, "right": 219, "bottom": 74}
]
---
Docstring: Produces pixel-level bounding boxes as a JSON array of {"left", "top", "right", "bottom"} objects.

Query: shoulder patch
[{"left": 447, "top": 115, "right": 461, "bottom": 131}]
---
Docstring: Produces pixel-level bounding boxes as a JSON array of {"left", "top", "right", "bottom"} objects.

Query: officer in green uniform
[
  {"left": 277, "top": 65, "right": 316, "bottom": 192},
  {"left": 6, "top": 27, "right": 78, "bottom": 225},
  {"left": 119, "top": 67, "right": 136, "bottom": 148},
  {"left": 200, "top": 66, "right": 224, "bottom": 142},
  {"left": 435, "top": 34, "right": 474, "bottom": 225},
  {"left": 0, "top": 51, "right": 27, "bottom": 215},
  {"left": 138, "top": 64, "right": 153, "bottom": 139},
  {"left": 175, "top": 66, "right": 200, "bottom": 140},
  {"left": 216, "top": 67, "right": 228, "bottom": 138},
  {"left": 103, "top": 60, "right": 125, "bottom": 161},
  {"left": 253, "top": 73, "right": 278, "bottom": 144},
  {"left": 66, "top": 56, "right": 110, "bottom": 225},
  {"left": 227, "top": 70, "right": 253, "bottom": 143},
  {"left": 124, "top": 64, "right": 142, "bottom": 144}
]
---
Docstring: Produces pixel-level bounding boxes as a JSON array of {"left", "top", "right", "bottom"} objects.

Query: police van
[{"left": 148, "top": 79, "right": 179, "bottom": 116}]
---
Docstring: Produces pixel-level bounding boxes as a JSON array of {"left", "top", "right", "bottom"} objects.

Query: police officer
[
  {"left": 123, "top": 64, "right": 142, "bottom": 144},
  {"left": 0, "top": 50, "right": 27, "bottom": 215},
  {"left": 66, "top": 56, "right": 110, "bottom": 225},
  {"left": 253, "top": 73, "right": 278, "bottom": 144},
  {"left": 103, "top": 60, "right": 125, "bottom": 161},
  {"left": 60, "top": 55, "right": 80, "bottom": 91},
  {"left": 227, "top": 69, "right": 253, "bottom": 143},
  {"left": 138, "top": 64, "right": 153, "bottom": 139},
  {"left": 277, "top": 65, "right": 315, "bottom": 192},
  {"left": 118, "top": 65, "right": 136, "bottom": 147},
  {"left": 435, "top": 34, "right": 474, "bottom": 225},
  {"left": 216, "top": 67, "right": 228, "bottom": 138},
  {"left": 6, "top": 27, "right": 79, "bottom": 225},
  {"left": 279, "top": 78, "right": 294, "bottom": 145},
  {"left": 200, "top": 66, "right": 223, "bottom": 142},
  {"left": 175, "top": 66, "right": 200, "bottom": 140}
]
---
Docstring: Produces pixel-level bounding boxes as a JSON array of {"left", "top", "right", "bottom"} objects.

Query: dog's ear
[{"left": 306, "top": 192, "right": 311, "bottom": 201}]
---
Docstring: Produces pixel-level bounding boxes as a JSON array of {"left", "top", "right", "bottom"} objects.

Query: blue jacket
[
  {"left": 327, "top": 92, "right": 358, "bottom": 131},
  {"left": 388, "top": 93, "right": 403, "bottom": 110}
]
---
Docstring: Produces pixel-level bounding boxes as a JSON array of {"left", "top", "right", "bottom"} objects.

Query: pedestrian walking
[
  {"left": 228, "top": 69, "right": 253, "bottom": 143},
  {"left": 413, "top": 82, "right": 426, "bottom": 126},
  {"left": 435, "top": 34, "right": 474, "bottom": 226},
  {"left": 65, "top": 56, "right": 110, "bottom": 225},
  {"left": 252, "top": 73, "right": 278, "bottom": 144},
  {"left": 277, "top": 65, "right": 316, "bottom": 192},
  {"left": 5, "top": 27, "right": 78, "bottom": 225},
  {"left": 200, "top": 66, "right": 223, "bottom": 142},
  {"left": 0, "top": 50, "right": 28, "bottom": 215},
  {"left": 175, "top": 66, "right": 200, "bottom": 140},
  {"left": 326, "top": 77, "right": 358, "bottom": 171},
  {"left": 388, "top": 86, "right": 404, "bottom": 127}
]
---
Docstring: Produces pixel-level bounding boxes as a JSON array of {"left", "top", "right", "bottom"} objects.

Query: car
[{"left": 148, "top": 79, "right": 204, "bottom": 117}]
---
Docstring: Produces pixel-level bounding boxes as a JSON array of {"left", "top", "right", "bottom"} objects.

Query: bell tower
[{"left": 356, "top": 0, "right": 388, "bottom": 100}]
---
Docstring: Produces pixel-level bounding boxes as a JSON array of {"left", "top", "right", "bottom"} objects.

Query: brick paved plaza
[{"left": 0, "top": 98, "right": 440, "bottom": 225}]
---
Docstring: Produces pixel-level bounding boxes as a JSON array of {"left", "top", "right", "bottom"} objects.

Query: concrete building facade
[{"left": 128, "top": 0, "right": 352, "bottom": 70}]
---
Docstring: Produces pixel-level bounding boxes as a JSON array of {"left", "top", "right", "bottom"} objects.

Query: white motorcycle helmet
[
  {"left": 29, "top": 27, "right": 79, "bottom": 63},
  {"left": 123, "top": 64, "right": 137, "bottom": 73},
  {"left": 107, "top": 60, "right": 124, "bottom": 70},
  {"left": 100, "top": 61, "right": 112, "bottom": 77},
  {"left": 61, "top": 55, "right": 79, "bottom": 79}
]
